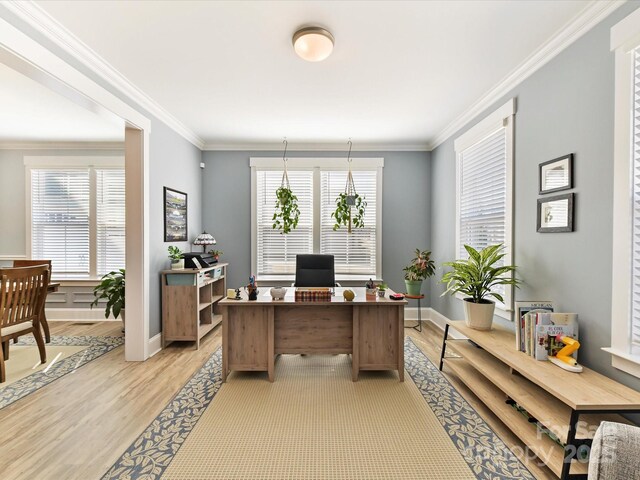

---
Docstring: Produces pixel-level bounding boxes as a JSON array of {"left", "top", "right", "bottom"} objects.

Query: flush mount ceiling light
[{"left": 292, "top": 27, "right": 334, "bottom": 62}]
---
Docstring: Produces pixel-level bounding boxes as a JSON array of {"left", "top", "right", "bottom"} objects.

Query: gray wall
[
  {"left": 0, "top": 6, "right": 204, "bottom": 338},
  {"left": 429, "top": 1, "right": 640, "bottom": 393},
  {"left": 201, "top": 151, "right": 431, "bottom": 297}
]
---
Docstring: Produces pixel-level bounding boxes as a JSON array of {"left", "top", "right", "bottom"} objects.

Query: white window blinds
[
  {"left": 96, "top": 169, "right": 126, "bottom": 275},
  {"left": 320, "top": 170, "right": 377, "bottom": 275},
  {"left": 31, "top": 169, "right": 90, "bottom": 277},
  {"left": 256, "top": 170, "right": 313, "bottom": 275},
  {"left": 630, "top": 47, "right": 640, "bottom": 355},
  {"left": 458, "top": 128, "right": 507, "bottom": 257}
]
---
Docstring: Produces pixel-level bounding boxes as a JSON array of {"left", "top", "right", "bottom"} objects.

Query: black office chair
[{"left": 294, "top": 254, "right": 337, "bottom": 287}]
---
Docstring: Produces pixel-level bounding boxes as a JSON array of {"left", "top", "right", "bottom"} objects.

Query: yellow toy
[{"left": 549, "top": 335, "right": 583, "bottom": 373}]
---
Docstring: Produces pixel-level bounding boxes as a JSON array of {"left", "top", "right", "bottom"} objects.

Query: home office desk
[{"left": 219, "top": 288, "right": 407, "bottom": 382}]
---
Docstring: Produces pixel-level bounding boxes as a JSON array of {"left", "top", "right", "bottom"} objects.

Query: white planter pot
[
  {"left": 170, "top": 259, "right": 184, "bottom": 270},
  {"left": 463, "top": 299, "right": 495, "bottom": 330},
  {"left": 270, "top": 287, "right": 287, "bottom": 300}
]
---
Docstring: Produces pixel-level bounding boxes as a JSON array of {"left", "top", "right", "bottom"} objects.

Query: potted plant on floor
[
  {"left": 168, "top": 245, "right": 184, "bottom": 269},
  {"left": 403, "top": 249, "right": 436, "bottom": 296},
  {"left": 440, "top": 244, "right": 520, "bottom": 330},
  {"left": 91, "top": 269, "right": 125, "bottom": 333}
]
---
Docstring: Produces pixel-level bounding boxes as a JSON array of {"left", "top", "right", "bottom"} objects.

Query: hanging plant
[
  {"left": 272, "top": 139, "right": 301, "bottom": 234},
  {"left": 332, "top": 139, "right": 367, "bottom": 233}
]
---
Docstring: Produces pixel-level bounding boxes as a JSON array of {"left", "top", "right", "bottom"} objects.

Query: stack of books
[
  {"left": 294, "top": 287, "right": 332, "bottom": 302},
  {"left": 515, "top": 304, "right": 579, "bottom": 361}
]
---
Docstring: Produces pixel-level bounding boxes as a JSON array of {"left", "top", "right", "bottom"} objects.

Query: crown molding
[
  {"left": 427, "top": 0, "right": 625, "bottom": 151},
  {"left": 203, "top": 142, "right": 431, "bottom": 152},
  {"left": 0, "top": 140, "right": 124, "bottom": 150},
  {"left": 3, "top": 1, "right": 205, "bottom": 150}
]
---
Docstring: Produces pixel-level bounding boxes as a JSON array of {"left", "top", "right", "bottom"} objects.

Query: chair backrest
[
  {"left": 13, "top": 259, "right": 52, "bottom": 277},
  {"left": 295, "top": 254, "right": 336, "bottom": 287},
  {"left": 0, "top": 265, "right": 50, "bottom": 331}
]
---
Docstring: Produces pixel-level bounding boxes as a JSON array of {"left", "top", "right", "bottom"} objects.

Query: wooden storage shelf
[
  {"left": 162, "top": 263, "right": 228, "bottom": 349},
  {"left": 440, "top": 320, "right": 640, "bottom": 480}
]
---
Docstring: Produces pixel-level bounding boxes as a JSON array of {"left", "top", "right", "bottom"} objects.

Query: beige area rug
[
  {"left": 2, "top": 344, "right": 88, "bottom": 386},
  {"left": 162, "top": 354, "right": 475, "bottom": 480}
]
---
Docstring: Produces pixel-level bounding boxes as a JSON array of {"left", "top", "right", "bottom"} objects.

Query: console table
[
  {"left": 219, "top": 287, "right": 407, "bottom": 382},
  {"left": 439, "top": 320, "right": 640, "bottom": 480}
]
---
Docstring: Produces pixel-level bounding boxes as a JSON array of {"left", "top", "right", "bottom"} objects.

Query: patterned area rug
[
  {"left": 103, "top": 338, "right": 534, "bottom": 480},
  {"left": 0, "top": 335, "right": 123, "bottom": 410}
]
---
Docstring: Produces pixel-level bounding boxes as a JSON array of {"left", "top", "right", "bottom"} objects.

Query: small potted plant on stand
[
  {"left": 91, "top": 269, "right": 125, "bottom": 333},
  {"left": 168, "top": 246, "right": 184, "bottom": 269},
  {"left": 440, "top": 244, "right": 519, "bottom": 330},
  {"left": 209, "top": 249, "right": 223, "bottom": 262},
  {"left": 403, "top": 249, "right": 436, "bottom": 296}
]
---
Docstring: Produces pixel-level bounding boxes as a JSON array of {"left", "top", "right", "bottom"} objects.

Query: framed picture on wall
[
  {"left": 537, "top": 193, "right": 574, "bottom": 233},
  {"left": 164, "top": 187, "right": 188, "bottom": 242},
  {"left": 539, "top": 154, "right": 573, "bottom": 194}
]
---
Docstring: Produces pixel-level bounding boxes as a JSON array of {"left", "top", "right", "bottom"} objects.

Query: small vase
[
  {"left": 404, "top": 280, "right": 422, "bottom": 296},
  {"left": 378, "top": 290, "right": 386, "bottom": 298},
  {"left": 171, "top": 259, "right": 184, "bottom": 270},
  {"left": 463, "top": 299, "right": 495, "bottom": 330}
]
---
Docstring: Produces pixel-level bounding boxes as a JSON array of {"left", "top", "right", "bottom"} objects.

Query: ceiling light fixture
[{"left": 292, "top": 27, "right": 334, "bottom": 62}]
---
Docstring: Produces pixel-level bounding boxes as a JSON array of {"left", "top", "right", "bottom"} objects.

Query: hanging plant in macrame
[
  {"left": 332, "top": 139, "right": 367, "bottom": 233},
  {"left": 272, "top": 139, "right": 300, "bottom": 234}
]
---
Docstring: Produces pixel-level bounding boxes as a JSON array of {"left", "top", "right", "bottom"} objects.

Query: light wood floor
[{"left": 0, "top": 320, "right": 554, "bottom": 480}]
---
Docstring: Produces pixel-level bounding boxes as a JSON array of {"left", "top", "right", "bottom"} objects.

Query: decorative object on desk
[
  {"left": 227, "top": 288, "right": 236, "bottom": 299},
  {"left": 390, "top": 293, "right": 405, "bottom": 300},
  {"left": 209, "top": 249, "right": 223, "bottom": 262},
  {"left": 514, "top": 301, "right": 554, "bottom": 351},
  {"left": 164, "top": 187, "right": 188, "bottom": 242},
  {"left": 539, "top": 154, "right": 573, "bottom": 194},
  {"left": 269, "top": 287, "right": 287, "bottom": 300},
  {"left": 441, "top": 244, "right": 519, "bottom": 331},
  {"left": 235, "top": 288, "right": 241, "bottom": 300},
  {"left": 272, "top": 139, "right": 300, "bottom": 234},
  {"left": 403, "top": 248, "right": 436, "bottom": 296},
  {"left": 548, "top": 336, "right": 583, "bottom": 373},
  {"left": 193, "top": 231, "right": 216, "bottom": 252},
  {"left": 365, "top": 278, "right": 377, "bottom": 299},
  {"left": 343, "top": 289, "right": 355, "bottom": 301},
  {"left": 246, "top": 274, "right": 258, "bottom": 300},
  {"left": 168, "top": 245, "right": 184, "bottom": 270},
  {"left": 332, "top": 139, "right": 367, "bottom": 233},
  {"left": 537, "top": 193, "right": 574, "bottom": 233},
  {"left": 377, "top": 282, "right": 387, "bottom": 297},
  {"left": 90, "top": 269, "right": 125, "bottom": 332}
]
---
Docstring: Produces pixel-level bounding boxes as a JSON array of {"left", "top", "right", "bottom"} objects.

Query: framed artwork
[
  {"left": 539, "top": 154, "right": 573, "bottom": 194},
  {"left": 537, "top": 193, "right": 574, "bottom": 233},
  {"left": 164, "top": 187, "right": 188, "bottom": 242}
]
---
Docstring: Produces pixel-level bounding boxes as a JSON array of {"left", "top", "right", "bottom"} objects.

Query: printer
[{"left": 183, "top": 252, "right": 217, "bottom": 269}]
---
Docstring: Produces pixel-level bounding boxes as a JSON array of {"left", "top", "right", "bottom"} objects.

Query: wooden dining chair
[
  {"left": 0, "top": 265, "right": 49, "bottom": 383},
  {"left": 13, "top": 260, "right": 52, "bottom": 343}
]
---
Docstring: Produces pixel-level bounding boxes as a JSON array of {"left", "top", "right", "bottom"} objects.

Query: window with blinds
[
  {"left": 458, "top": 128, "right": 507, "bottom": 258},
  {"left": 96, "top": 169, "right": 126, "bottom": 275},
  {"left": 29, "top": 164, "right": 125, "bottom": 279},
  {"left": 320, "top": 170, "right": 377, "bottom": 275},
  {"left": 31, "top": 169, "right": 90, "bottom": 277},
  {"left": 256, "top": 170, "right": 313, "bottom": 275},
  {"left": 630, "top": 47, "right": 640, "bottom": 355}
]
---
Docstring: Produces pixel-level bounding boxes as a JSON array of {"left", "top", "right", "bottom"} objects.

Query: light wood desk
[{"left": 220, "top": 287, "right": 407, "bottom": 382}]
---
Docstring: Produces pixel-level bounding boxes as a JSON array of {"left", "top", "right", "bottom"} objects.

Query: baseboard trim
[
  {"left": 46, "top": 308, "right": 115, "bottom": 322},
  {"left": 148, "top": 333, "right": 162, "bottom": 358},
  {"left": 423, "top": 307, "right": 466, "bottom": 339}
]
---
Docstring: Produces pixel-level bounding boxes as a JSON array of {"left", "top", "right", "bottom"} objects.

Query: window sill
[{"left": 602, "top": 347, "right": 640, "bottom": 379}]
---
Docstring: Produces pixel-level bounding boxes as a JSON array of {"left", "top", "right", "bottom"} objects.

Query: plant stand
[{"left": 403, "top": 294, "right": 425, "bottom": 332}]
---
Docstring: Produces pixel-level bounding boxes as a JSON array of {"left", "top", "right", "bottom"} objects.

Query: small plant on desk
[
  {"left": 168, "top": 245, "right": 184, "bottom": 270},
  {"left": 209, "top": 249, "right": 223, "bottom": 261}
]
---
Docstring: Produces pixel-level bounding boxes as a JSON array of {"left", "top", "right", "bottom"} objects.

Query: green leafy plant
[
  {"left": 332, "top": 193, "right": 366, "bottom": 233},
  {"left": 403, "top": 249, "right": 436, "bottom": 281},
  {"left": 440, "top": 244, "right": 520, "bottom": 304},
  {"left": 272, "top": 187, "right": 300, "bottom": 234},
  {"left": 209, "top": 249, "right": 223, "bottom": 257},
  {"left": 168, "top": 245, "right": 183, "bottom": 261},
  {"left": 91, "top": 269, "right": 125, "bottom": 319},
  {"left": 378, "top": 282, "right": 388, "bottom": 291}
]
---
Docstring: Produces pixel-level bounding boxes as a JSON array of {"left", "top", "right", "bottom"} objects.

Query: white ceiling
[
  {"left": 35, "top": 0, "right": 592, "bottom": 149},
  {"left": 0, "top": 62, "right": 123, "bottom": 143}
]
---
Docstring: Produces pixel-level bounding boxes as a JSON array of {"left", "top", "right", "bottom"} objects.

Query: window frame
[
  {"left": 250, "top": 157, "right": 383, "bottom": 281},
  {"left": 607, "top": 8, "right": 640, "bottom": 379},
  {"left": 24, "top": 156, "right": 125, "bottom": 281},
  {"left": 453, "top": 98, "right": 515, "bottom": 319}
]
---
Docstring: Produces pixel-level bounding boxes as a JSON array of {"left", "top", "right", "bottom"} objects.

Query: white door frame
[{"left": 0, "top": 16, "right": 151, "bottom": 361}]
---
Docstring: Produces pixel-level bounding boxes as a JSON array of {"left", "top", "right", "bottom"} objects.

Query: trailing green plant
[
  {"left": 272, "top": 186, "right": 300, "bottom": 234},
  {"left": 403, "top": 249, "right": 436, "bottom": 281},
  {"left": 440, "top": 244, "right": 520, "bottom": 304},
  {"left": 332, "top": 193, "right": 366, "bottom": 232},
  {"left": 168, "top": 245, "right": 183, "bottom": 261},
  {"left": 91, "top": 269, "right": 125, "bottom": 319}
]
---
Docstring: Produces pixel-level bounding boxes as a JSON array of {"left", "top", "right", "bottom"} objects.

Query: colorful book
[
  {"left": 514, "top": 302, "right": 554, "bottom": 352},
  {"left": 534, "top": 313, "right": 579, "bottom": 361}
]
